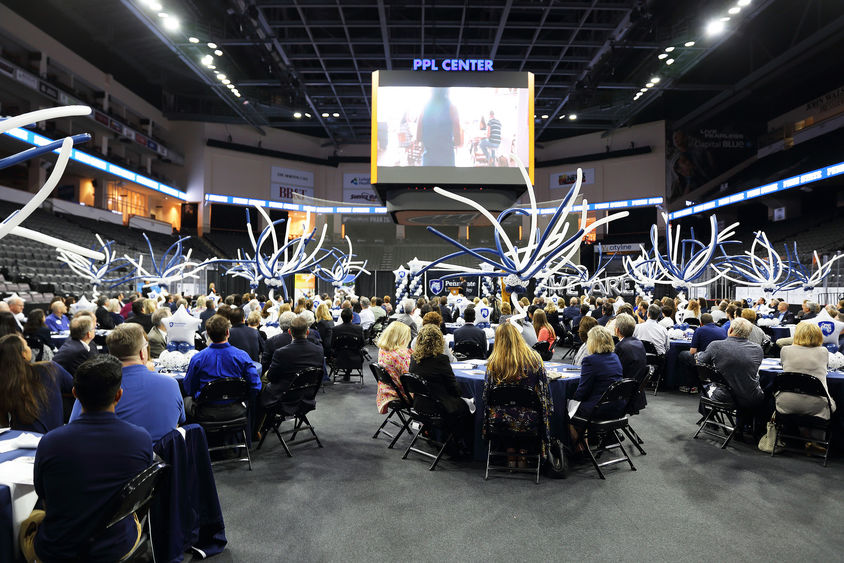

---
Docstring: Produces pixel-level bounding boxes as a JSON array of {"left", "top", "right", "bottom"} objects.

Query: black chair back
[
  {"left": 280, "top": 367, "right": 324, "bottom": 408},
  {"left": 532, "top": 340, "right": 552, "bottom": 361},
  {"left": 595, "top": 378, "right": 638, "bottom": 408},
  {"left": 685, "top": 317, "right": 701, "bottom": 327},
  {"left": 695, "top": 364, "right": 727, "bottom": 386},
  {"left": 772, "top": 371, "right": 830, "bottom": 401},
  {"left": 641, "top": 340, "right": 658, "bottom": 355},
  {"left": 24, "top": 334, "right": 47, "bottom": 361},
  {"left": 332, "top": 333, "right": 365, "bottom": 368},
  {"left": 484, "top": 384, "right": 544, "bottom": 439},
  {"left": 370, "top": 363, "right": 412, "bottom": 407},
  {"left": 453, "top": 340, "right": 485, "bottom": 360},
  {"left": 400, "top": 373, "right": 447, "bottom": 420},
  {"left": 196, "top": 377, "right": 250, "bottom": 405}
]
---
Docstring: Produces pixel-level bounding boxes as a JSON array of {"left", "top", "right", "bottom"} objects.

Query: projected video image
[{"left": 376, "top": 86, "right": 531, "bottom": 168}]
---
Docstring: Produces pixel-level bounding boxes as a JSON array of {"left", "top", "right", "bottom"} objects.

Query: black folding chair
[
  {"left": 399, "top": 373, "right": 459, "bottom": 471},
  {"left": 257, "top": 367, "right": 324, "bottom": 455},
  {"left": 330, "top": 333, "right": 366, "bottom": 385},
  {"left": 194, "top": 377, "right": 253, "bottom": 470},
  {"left": 368, "top": 316, "right": 387, "bottom": 344},
  {"left": 532, "top": 340, "right": 553, "bottom": 361},
  {"left": 771, "top": 372, "right": 833, "bottom": 466},
  {"left": 685, "top": 317, "right": 701, "bottom": 327},
  {"left": 641, "top": 340, "right": 665, "bottom": 396},
  {"left": 570, "top": 379, "right": 639, "bottom": 479},
  {"left": 692, "top": 364, "right": 739, "bottom": 449},
  {"left": 622, "top": 368, "right": 652, "bottom": 456},
  {"left": 369, "top": 363, "right": 414, "bottom": 448},
  {"left": 79, "top": 461, "right": 170, "bottom": 562},
  {"left": 483, "top": 385, "right": 545, "bottom": 484},
  {"left": 560, "top": 334, "right": 581, "bottom": 361},
  {"left": 453, "top": 340, "right": 486, "bottom": 361}
]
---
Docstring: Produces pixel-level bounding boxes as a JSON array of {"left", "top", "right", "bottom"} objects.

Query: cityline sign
[{"left": 412, "top": 59, "right": 494, "bottom": 71}]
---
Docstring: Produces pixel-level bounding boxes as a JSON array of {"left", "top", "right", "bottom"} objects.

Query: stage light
[
  {"left": 666, "top": 58, "right": 675, "bottom": 65},
  {"left": 706, "top": 19, "right": 726, "bottom": 35},
  {"left": 658, "top": 53, "right": 668, "bottom": 60},
  {"left": 163, "top": 17, "right": 180, "bottom": 31},
  {"left": 684, "top": 41, "right": 696, "bottom": 47},
  {"left": 321, "top": 112, "right": 329, "bottom": 117},
  {"left": 188, "top": 37, "right": 199, "bottom": 43},
  {"left": 293, "top": 112, "right": 302, "bottom": 118},
  {"left": 728, "top": 7, "right": 740, "bottom": 14},
  {"left": 201, "top": 55, "right": 213, "bottom": 65},
  {"left": 207, "top": 42, "right": 217, "bottom": 49},
  {"left": 568, "top": 114, "right": 577, "bottom": 120},
  {"left": 665, "top": 46, "right": 675, "bottom": 52},
  {"left": 145, "top": 1, "right": 163, "bottom": 11},
  {"left": 651, "top": 77, "right": 661, "bottom": 83},
  {"left": 214, "top": 49, "right": 223, "bottom": 56},
  {"left": 234, "top": 92, "right": 241, "bottom": 97}
]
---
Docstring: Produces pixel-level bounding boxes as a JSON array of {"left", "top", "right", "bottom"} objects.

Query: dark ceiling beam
[
  {"left": 674, "top": 10, "right": 844, "bottom": 129},
  {"left": 118, "top": 0, "right": 267, "bottom": 134},
  {"left": 518, "top": 0, "right": 555, "bottom": 72},
  {"left": 337, "top": 0, "right": 371, "bottom": 114},
  {"left": 255, "top": 0, "right": 633, "bottom": 10},
  {"left": 455, "top": 0, "right": 467, "bottom": 58},
  {"left": 488, "top": 0, "right": 513, "bottom": 62},
  {"left": 265, "top": 21, "right": 618, "bottom": 31},
  {"left": 376, "top": 0, "right": 392, "bottom": 70},
  {"left": 284, "top": 54, "right": 593, "bottom": 63},
  {"left": 266, "top": 37, "right": 664, "bottom": 49}
]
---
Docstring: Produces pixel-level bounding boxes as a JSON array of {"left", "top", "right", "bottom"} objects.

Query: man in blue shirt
[
  {"left": 69, "top": 323, "right": 185, "bottom": 442},
  {"left": 21, "top": 355, "right": 153, "bottom": 562},
  {"left": 45, "top": 300, "right": 70, "bottom": 332},
  {"left": 678, "top": 313, "right": 727, "bottom": 393},
  {"left": 184, "top": 314, "right": 261, "bottom": 422}
]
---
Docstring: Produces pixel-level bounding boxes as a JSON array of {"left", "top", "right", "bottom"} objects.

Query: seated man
[
  {"left": 613, "top": 313, "right": 648, "bottom": 412},
  {"left": 695, "top": 317, "right": 764, "bottom": 408},
  {"left": 678, "top": 313, "right": 727, "bottom": 393},
  {"left": 52, "top": 315, "right": 98, "bottom": 375},
  {"left": 562, "top": 297, "right": 581, "bottom": 328},
  {"left": 199, "top": 298, "right": 217, "bottom": 333},
  {"left": 371, "top": 297, "right": 387, "bottom": 324},
  {"left": 774, "top": 301, "right": 795, "bottom": 325},
  {"left": 633, "top": 304, "right": 670, "bottom": 356},
  {"left": 45, "top": 300, "right": 70, "bottom": 332},
  {"left": 125, "top": 299, "right": 153, "bottom": 333},
  {"left": 69, "top": 324, "right": 185, "bottom": 442},
  {"left": 147, "top": 307, "right": 171, "bottom": 359},
  {"left": 710, "top": 300, "right": 728, "bottom": 323},
  {"left": 596, "top": 303, "right": 614, "bottom": 326},
  {"left": 777, "top": 301, "right": 823, "bottom": 348},
  {"left": 740, "top": 308, "right": 768, "bottom": 346},
  {"left": 184, "top": 314, "right": 261, "bottom": 421},
  {"left": 21, "top": 355, "right": 153, "bottom": 562},
  {"left": 94, "top": 295, "right": 115, "bottom": 330},
  {"left": 227, "top": 306, "right": 263, "bottom": 362},
  {"left": 452, "top": 306, "right": 487, "bottom": 356},
  {"left": 262, "top": 311, "right": 322, "bottom": 373},
  {"left": 358, "top": 297, "right": 375, "bottom": 332},
  {"left": 264, "top": 316, "right": 325, "bottom": 407},
  {"left": 395, "top": 299, "right": 419, "bottom": 341}
]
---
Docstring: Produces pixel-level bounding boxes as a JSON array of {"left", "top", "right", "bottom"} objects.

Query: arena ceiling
[{"left": 5, "top": 0, "right": 844, "bottom": 146}]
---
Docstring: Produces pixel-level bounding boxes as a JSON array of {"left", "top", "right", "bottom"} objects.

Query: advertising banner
[
  {"left": 271, "top": 166, "right": 315, "bottom": 202},
  {"left": 550, "top": 168, "right": 595, "bottom": 190},
  {"left": 342, "top": 173, "right": 379, "bottom": 204},
  {"left": 294, "top": 273, "right": 316, "bottom": 300}
]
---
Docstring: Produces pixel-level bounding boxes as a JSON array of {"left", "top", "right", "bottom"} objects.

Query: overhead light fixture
[
  {"left": 665, "top": 46, "right": 675, "bottom": 52},
  {"left": 235, "top": 92, "right": 241, "bottom": 97},
  {"left": 305, "top": 113, "right": 312, "bottom": 118},
  {"left": 146, "top": 1, "right": 163, "bottom": 11},
  {"left": 163, "top": 17, "right": 180, "bottom": 31},
  {"left": 207, "top": 42, "right": 218, "bottom": 49},
  {"left": 737, "top": 0, "right": 751, "bottom": 6},
  {"left": 728, "top": 7, "right": 741, "bottom": 15},
  {"left": 208, "top": 65, "right": 216, "bottom": 69},
  {"left": 226, "top": 84, "right": 234, "bottom": 89},
  {"left": 658, "top": 53, "right": 668, "bottom": 60},
  {"left": 720, "top": 16, "right": 731, "bottom": 22},
  {"left": 706, "top": 19, "right": 726, "bottom": 36},
  {"left": 645, "top": 82, "right": 654, "bottom": 88},
  {"left": 684, "top": 41, "right": 696, "bottom": 47},
  {"left": 293, "top": 112, "right": 302, "bottom": 118},
  {"left": 216, "top": 74, "right": 226, "bottom": 81},
  {"left": 222, "top": 78, "right": 231, "bottom": 84},
  {"left": 558, "top": 114, "right": 566, "bottom": 120},
  {"left": 157, "top": 12, "right": 168, "bottom": 18},
  {"left": 666, "top": 58, "right": 675, "bottom": 65},
  {"left": 332, "top": 112, "right": 339, "bottom": 117},
  {"left": 201, "top": 55, "right": 213, "bottom": 65},
  {"left": 188, "top": 37, "right": 199, "bottom": 43},
  {"left": 321, "top": 112, "right": 329, "bottom": 117},
  {"left": 541, "top": 114, "right": 548, "bottom": 119},
  {"left": 214, "top": 49, "right": 223, "bottom": 56},
  {"left": 640, "top": 88, "right": 648, "bottom": 93},
  {"left": 568, "top": 114, "right": 577, "bottom": 120},
  {"left": 651, "top": 77, "right": 661, "bottom": 83}
]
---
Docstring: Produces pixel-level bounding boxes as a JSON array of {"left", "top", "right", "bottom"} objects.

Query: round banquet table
[
  {"left": 0, "top": 430, "right": 40, "bottom": 563},
  {"left": 663, "top": 339, "right": 692, "bottom": 389},
  {"left": 452, "top": 361, "right": 582, "bottom": 461}
]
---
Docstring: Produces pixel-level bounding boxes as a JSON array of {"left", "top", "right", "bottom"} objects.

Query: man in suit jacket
[
  {"left": 331, "top": 308, "right": 365, "bottom": 381},
  {"left": 596, "top": 303, "right": 614, "bottom": 326},
  {"left": 125, "top": 300, "right": 153, "bottom": 333},
  {"left": 199, "top": 299, "right": 216, "bottom": 332},
  {"left": 613, "top": 313, "right": 648, "bottom": 412},
  {"left": 774, "top": 301, "right": 795, "bottom": 325},
  {"left": 227, "top": 307, "right": 263, "bottom": 362},
  {"left": 562, "top": 297, "right": 581, "bottom": 327},
  {"left": 95, "top": 296, "right": 115, "bottom": 330},
  {"left": 52, "top": 315, "right": 98, "bottom": 375},
  {"left": 147, "top": 307, "right": 171, "bottom": 359},
  {"left": 452, "top": 306, "right": 487, "bottom": 357},
  {"left": 395, "top": 299, "right": 419, "bottom": 340},
  {"left": 261, "top": 311, "right": 322, "bottom": 373},
  {"left": 265, "top": 316, "right": 324, "bottom": 409}
]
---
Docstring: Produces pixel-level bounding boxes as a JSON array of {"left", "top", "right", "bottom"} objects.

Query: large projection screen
[{"left": 371, "top": 70, "right": 534, "bottom": 186}]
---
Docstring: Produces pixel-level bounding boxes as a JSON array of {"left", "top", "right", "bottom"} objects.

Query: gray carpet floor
[{"left": 206, "top": 348, "right": 844, "bottom": 563}]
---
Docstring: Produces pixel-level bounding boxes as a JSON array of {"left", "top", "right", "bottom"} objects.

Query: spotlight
[
  {"left": 293, "top": 112, "right": 302, "bottom": 118},
  {"left": 321, "top": 112, "right": 329, "bottom": 117},
  {"left": 214, "top": 49, "right": 223, "bottom": 56},
  {"left": 640, "top": 88, "right": 648, "bottom": 93},
  {"left": 720, "top": 16, "right": 731, "bottom": 22},
  {"left": 226, "top": 84, "right": 234, "bottom": 89},
  {"left": 684, "top": 41, "right": 696, "bottom": 47},
  {"left": 208, "top": 65, "right": 216, "bottom": 69},
  {"left": 706, "top": 19, "right": 726, "bottom": 36},
  {"left": 163, "top": 17, "right": 180, "bottom": 31},
  {"left": 201, "top": 55, "right": 213, "bottom": 65},
  {"left": 666, "top": 58, "right": 675, "bottom": 65},
  {"left": 145, "top": 1, "right": 163, "bottom": 11},
  {"left": 658, "top": 53, "right": 668, "bottom": 60},
  {"left": 222, "top": 78, "right": 231, "bottom": 84},
  {"left": 665, "top": 46, "right": 675, "bottom": 52},
  {"left": 541, "top": 114, "right": 548, "bottom": 119},
  {"left": 157, "top": 12, "right": 168, "bottom": 18},
  {"left": 235, "top": 92, "right": 241, "bottom": 97},
  {"left": 188, "top": 37, "right": 199, "bottom": 43},
  {"left": 216, "top": 74, "right": 226, "bottom": 81},
  {"left": 207, "top": 42, "right": 218, "bottom": 49},
  {"left": 568, "top": 114, "right": 577, "bottom": 120},
  {"left": 645, "top": 82, "right": 654, "bottom": 88},
  {"left": 728, "top": 7, "right": 740, "bottom": 14},
  {"left": 305, "top": 113, "right": 311, "bottom": 118},
  {"left": 651, "top": 77, "right": 661, "bottom": 83},
  {"left": 332, "top": 112, "right": 339, "bottom": 117},
  {"left": 558, "top": 114, "right": 566, "bottom": 119},
  {"left": 737, "top": 0, "right": 751, "bottom": 6}
]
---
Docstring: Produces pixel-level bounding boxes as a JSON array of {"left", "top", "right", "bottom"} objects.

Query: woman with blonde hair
[
  {"left": 375, "top": 321, "right": 412, "bottom": 414},
  {"left": 483, "top": 322, "right": 552, "bottom": 460},
  {"left": 778, "top": 322, "right": 837, "bottom": 419},
  {"left": 314, "top": 302, "right": 335, "bottom": 355},
  {"left": 678, "top": 299, "right": 700, "bottom": 322}
]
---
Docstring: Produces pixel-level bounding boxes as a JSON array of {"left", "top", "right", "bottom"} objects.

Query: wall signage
[{"left": 412, "top": 59, "right": 494, "bottom": 71}]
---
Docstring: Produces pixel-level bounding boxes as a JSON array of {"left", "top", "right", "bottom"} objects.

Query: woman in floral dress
[{"left": 375, "top": 321, "right": 412, "bottom": 414}]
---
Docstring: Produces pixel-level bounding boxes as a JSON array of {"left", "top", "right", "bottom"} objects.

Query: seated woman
[
  {"left": 0, "top": 311, "right": 19, "bottom": 337},
  {"left": 23, "top": 309, "right": 54, "bottom": 362},
  {"left": 532, "top": 308, "right": 556, "bottom": 349},
  {"left": 375, "top": 321, "right": 412, "bottom": 414},
  {"left": 0, "top": 333, "right": 73, "bottom": 433},
  {"left": 408, "top": 324, "right": 471, "bottom": 431},
  {"left": 107, "top": 298, "right": 125, "bottom": 326},
  {"left": 483, "top": 322, "right": 553, "bottom": 463},
  {"left": 314, "top": 303, "right": 335, "bottom": 356},
  {"left": 569, "top": 326, "right": 625, "bottom": 443},
  {"left": 677, "top": 299, "right": 701, "bottom": 323},
  {"left": 778, "top": 323, "right": 837, "bottom": 419},
  {"left": 572, "top": 315, "right": 598, "bottom": 366}
]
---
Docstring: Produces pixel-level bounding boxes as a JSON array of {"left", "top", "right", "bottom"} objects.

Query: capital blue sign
[{"left": 413, "top": 59, "right": 494, "bottom": 71}]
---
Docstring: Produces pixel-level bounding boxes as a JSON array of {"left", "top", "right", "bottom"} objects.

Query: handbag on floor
[{"left": 757, "top": 417, "right": 783, "bottom": 453}]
